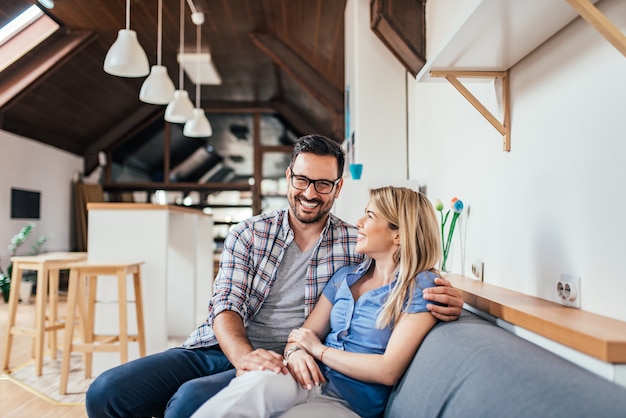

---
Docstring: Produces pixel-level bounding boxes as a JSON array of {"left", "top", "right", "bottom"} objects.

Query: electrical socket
[
  {"left": 557, "top": 274, "right": 581, "bottom": 308},
  {"left": 471, "top": 259, "right": 484, "bottom": 281}
]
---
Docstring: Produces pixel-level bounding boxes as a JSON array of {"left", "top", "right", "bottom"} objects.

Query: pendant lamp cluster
[{"left": 103, "top": 0, "right": 212, "bottom": 138}]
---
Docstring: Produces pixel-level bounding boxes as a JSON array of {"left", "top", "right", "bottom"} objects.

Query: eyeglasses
[{"left": 289, "top": 169, "right": 341, "bottom": 194}]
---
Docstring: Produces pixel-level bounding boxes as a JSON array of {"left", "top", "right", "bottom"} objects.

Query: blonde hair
[{"left": 369, "top": 186, "right": 441, "bottom": 328}]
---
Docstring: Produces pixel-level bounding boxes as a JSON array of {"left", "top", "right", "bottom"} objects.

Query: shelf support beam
[
  {"left": 567, "top": 0, "right": 626, "bottom": 58},
  {"left": 430, "top": 70, "right": 510, "bottom": 152}
]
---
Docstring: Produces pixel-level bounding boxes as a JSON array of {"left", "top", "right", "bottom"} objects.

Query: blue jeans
[{"left": 85, "top": 346, "right": 236, "bottom": 418}]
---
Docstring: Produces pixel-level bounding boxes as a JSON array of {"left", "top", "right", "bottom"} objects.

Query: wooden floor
[{"left": 0, "top": 294, "right": 87, "bottom": 418}]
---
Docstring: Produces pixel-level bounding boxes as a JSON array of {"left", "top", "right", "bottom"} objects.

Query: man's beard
[{"left": 289, "top": 195, "right": 333, "bottom": 224}]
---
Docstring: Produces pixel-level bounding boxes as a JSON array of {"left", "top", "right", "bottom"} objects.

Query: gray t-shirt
[{"left": 246, "top": 242, "right": 312, "bottom": 353}]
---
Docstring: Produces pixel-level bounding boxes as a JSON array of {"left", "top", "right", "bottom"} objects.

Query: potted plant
[{"left": 0, "top": 223, "right": 49, "bottom": 303}]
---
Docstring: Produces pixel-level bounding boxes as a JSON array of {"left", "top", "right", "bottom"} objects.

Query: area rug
[{"left": 3, "top": 351, "right": 92, "bottom": 405}]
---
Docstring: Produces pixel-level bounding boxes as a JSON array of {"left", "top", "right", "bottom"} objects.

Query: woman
[{"left": 191, "top": 186, "right": 442, "bottom": 418}]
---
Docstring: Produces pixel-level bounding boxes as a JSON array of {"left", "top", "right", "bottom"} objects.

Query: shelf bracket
[
  {"left": 567, "top": 0, "right": 626, "bottom": 58},
  {"left": 430, "top": 70, "right": 510, "bottom": 152}
]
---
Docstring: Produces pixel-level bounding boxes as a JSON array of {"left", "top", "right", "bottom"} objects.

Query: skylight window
[{"left": 0, "top": 5, "right": 59, "bottom": 72}]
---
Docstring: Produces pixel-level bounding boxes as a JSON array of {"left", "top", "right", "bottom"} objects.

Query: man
[{"left": 86, "top": 135, "right": 463, "bottom": 417}]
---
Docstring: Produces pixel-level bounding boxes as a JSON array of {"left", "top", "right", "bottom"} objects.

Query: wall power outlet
[
  {"left": 471, "top": 260, "right": 484, "bottom": 281},
  {"left": 557, "top": 273, "right": 581, "bottom": 309}
]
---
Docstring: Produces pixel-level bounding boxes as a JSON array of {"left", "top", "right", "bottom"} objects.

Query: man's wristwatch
[{"left": 284, "top": 345, "right": 302, "bottom": 362}]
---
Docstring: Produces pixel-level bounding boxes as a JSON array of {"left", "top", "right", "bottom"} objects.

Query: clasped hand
[
  {"left": 235, "top": 348, "right": 287, "bottom": 377},
  {"left": 286, "top": 328, "right": 327, "bottom": 390}
]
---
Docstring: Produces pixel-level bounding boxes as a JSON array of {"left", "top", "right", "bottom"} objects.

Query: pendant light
[
  {"left": 165, "top": 0, "right": 195, "bottom": 122},
  {"left": 184, "top": 16, "right": 212, "bottom": 138},
  {"left": 140, "top": 0, "right": 176, "bottom": 104},
  {"left": 103, "top": 0, "right": 149, "bottom": 78}
]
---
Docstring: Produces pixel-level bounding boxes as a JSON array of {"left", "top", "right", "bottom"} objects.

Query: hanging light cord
[
  {"left": 187, "top": 0, "right": 199, "bottom": 15},
  {"left": 195, "top": 22, "right": 201, "bottom": 108},
  {"left": 157, "top": 0, "right": 163, "bottom": 65},
  {"left": 178, "top": 0, "right": 185, "bottom": 89},
  {"left": 125, "top": 0, "right": 130, "bottom": 30}
]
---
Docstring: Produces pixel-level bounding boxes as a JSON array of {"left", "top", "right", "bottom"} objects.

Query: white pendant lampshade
[
  {"left": 140, "top": 65, "right": 175, "bottom": 104},
  {"left": 103, "top": 0, "right": 149, "bottom": 77},
  {"left": 140, "top": 0, "right": 175, "bottom": 104},
  {"left": 165, "top": 90, "right": 195, "bottom": 123},
  {"left": 183, "top": 108, "right": 213, "bottom": 137},
  {"left": 184, "top": 13, "right": 212, "bottom": 138},
  {"left": 165, "top": 0, "right": 194, "bottom": 122}
]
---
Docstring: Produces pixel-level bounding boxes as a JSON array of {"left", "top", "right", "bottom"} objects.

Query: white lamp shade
[
  {"left": 164, "top": 90, "right": 195, "bottom": 123},
  {"left": 183, "top": 108, "right": 213, "bottom": 137},
  {"left": 139, "top": 65, "right": 176, "bottom": 104},
  {"left": 104, "top": 29, "right": 149, "bottom": 77}
]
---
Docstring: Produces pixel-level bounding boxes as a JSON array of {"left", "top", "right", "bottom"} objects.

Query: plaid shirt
[{"left": 183, "top": 208, "right": 363, "bottom": 348}]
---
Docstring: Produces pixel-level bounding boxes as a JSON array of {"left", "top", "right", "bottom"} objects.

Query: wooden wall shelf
[
  {"left": 415, "top": 0, "right": 626, "bottom": 152},
  {"left": 415, "top": 0, "right": 601, "bottom": 83},
  {"left": 446, "top": 274, "right": 626, "bottom": 364}
]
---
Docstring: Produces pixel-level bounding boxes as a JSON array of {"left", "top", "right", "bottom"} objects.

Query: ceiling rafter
[
  {"left": 270, "top": 100, "right": 328, "bottom": 138},
  {"left": 85, "top": 106, "right": 164, "bottom": 174},
  {"left": 249, "top": 32, "right": 344, "bottom": 115},
  {"left": 0, "top": 29, "right": 96, "bottom": 110}
]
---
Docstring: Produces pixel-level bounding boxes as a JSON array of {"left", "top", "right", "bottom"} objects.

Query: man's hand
[
  {"left": 213, "top": 311, "right": 287, "bottom": 376},
  {"left": 235, "top": 349, "right": 288, "bottom": 377},
  {"left": 423, "top": 277, "right": 464, "bottom": 321}
]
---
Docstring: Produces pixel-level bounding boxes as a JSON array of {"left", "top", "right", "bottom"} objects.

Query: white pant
[{"left": 190, "top": 370, "right": 359, "bottom": 418}]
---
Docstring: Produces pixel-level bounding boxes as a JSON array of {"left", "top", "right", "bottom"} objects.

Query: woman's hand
[
  {"left": 287, "top": 328, "right": 324, "bottom": 357},
  {"left": 286, "top": 350, "right": 326, "bottom": 389}
]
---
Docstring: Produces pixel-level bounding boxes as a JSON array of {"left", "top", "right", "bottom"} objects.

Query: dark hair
[{"left": 289, "top": 134, "right": 345, "bottom": 178}]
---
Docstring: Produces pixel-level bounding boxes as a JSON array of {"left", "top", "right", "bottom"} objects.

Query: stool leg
[
  {"left": 117, "top": 269, "right": 129, "bottom": 364},
  {"left": 33, "top": 265, "right": 48, "bottom": 376},
  {"left": 60, "top": 268, "right": 80, "bottom": 395},
  {"left": 2, "top": 263, "right": 23, "bottom": 372},
  {"left": 83, "top": 275, "right": 97, "bottom": 379},
  {"left": 132, "top": 269, "right": 146, "bottom": 357},
  {"left": 48, "top": 268, "right": 60, "bottom": 359}
]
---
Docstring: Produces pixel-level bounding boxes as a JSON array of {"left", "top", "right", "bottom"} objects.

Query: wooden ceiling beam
[
  {"left": 84, "top": 107, "right": 164, "bottom": 174},
  {"left": 370, "top": 0, "right": 426, "bottom": 77},
  {"left": 102, "top": 181, "right": 252, "bottom": 193},
  {"left": 0, "top": 29, "right": 96, "bottom": 110},
  {"left": 250, "top": 33, "right": 344, "bottom": 115},
  {"left": 201, "top": 101, "right": 276, "bottom": 113},
  {"left": 270, "top": 100, "right": 332, "bottom": 139}
]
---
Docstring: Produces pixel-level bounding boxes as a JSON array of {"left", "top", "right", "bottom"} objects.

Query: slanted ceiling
[
  {"left": 0, "top": 0, "right": 424, "bottom": 186},
  {"left": 0, "top": 0, "right": 346, "bottom": 179}
]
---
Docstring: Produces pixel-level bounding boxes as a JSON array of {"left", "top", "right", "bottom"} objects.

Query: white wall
[
  {"left": 0, "top": 129, "right": 82, "bottom": 270},
  {"left": 344, "top": 0, "right": 409, "bottom": 182},
  {"left": 411, "top": 0, "right": 626, "bottom": 321}
]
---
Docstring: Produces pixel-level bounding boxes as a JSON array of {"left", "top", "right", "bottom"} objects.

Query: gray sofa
[{"left": 385, "top": 310, "right": 626, "bottom": 417}]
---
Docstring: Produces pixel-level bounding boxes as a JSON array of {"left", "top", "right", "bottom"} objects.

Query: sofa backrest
[{"left": 385, "top": 310, "right": 626, "bottom": 417}]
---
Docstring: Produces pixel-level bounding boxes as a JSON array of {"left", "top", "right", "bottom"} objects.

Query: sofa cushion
[{"left": 385, "top": 310, "right": 626, "bottom": 417}]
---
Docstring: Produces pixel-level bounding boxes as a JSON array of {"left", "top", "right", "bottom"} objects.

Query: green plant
[
  {"left": 434, "top": 197, "right": 464, "bottom": 272},
  {"left": 0, "top": 223, "right": 49, "bottom": 302}
]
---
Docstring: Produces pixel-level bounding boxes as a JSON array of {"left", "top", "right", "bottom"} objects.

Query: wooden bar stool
[
  {"left": 60, "top": 261, "right": 146, "bottom": 395},
  {"left": 2, "top": 252, "right": 87, "bottom": 376}
]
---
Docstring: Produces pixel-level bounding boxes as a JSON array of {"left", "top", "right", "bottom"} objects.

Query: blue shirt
[
  {"left": 183, "top": 208, "right": 364, "bottom": 348},
  {"left": 321, "top": 259, "right": 438, "bottom": 418}
]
